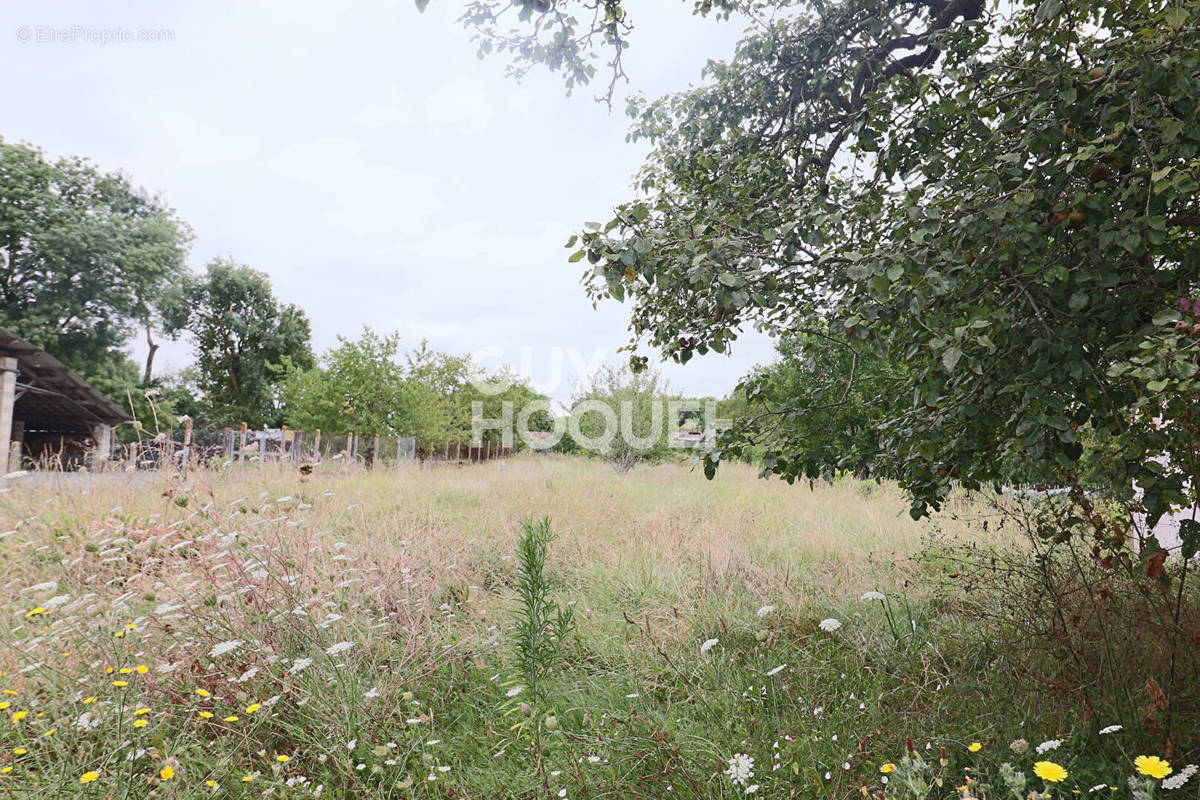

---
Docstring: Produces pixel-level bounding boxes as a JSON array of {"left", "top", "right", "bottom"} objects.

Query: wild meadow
[{"left": 0, "top": 457, "right": 1193, "bottom": 798}]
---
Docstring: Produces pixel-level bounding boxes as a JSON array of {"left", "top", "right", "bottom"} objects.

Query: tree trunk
[{"left": 142, "top": 324, "right": 160, "bottom": 385}]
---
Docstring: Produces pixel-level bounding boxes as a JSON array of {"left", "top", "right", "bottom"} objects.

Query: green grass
[{"left": 0, "top": 457, "right": 1181, "bottom": 798}]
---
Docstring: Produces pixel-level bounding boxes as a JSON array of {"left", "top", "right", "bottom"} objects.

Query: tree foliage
[
  {"left": 570, "top": 363, "right": 680, "bottom": 471},
  {"left": 726, "top": 332, "right": 909, "bottom": 479},
  {"left": 163, "top": 258, "right": 313, "bottom": 428},
  {"left": 448, "top": 0, "right": 1200, "bottom": 528},
  {"left": 0, "top": 139, "right": 191, "bottom": 401},
  {"left": 282, "top": 328, "right": 551, "bottom": 444}
]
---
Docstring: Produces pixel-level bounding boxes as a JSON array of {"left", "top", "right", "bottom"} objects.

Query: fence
[{"left": 105, "top": 422, "right": 517, "bottom": 473}]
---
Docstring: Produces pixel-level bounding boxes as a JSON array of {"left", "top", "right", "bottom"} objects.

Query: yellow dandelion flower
[
  {"left": 112, "top": 681, "right": 128, "bottom": 688},
  {"left": 82, "top": 697, "right": 96, "bottom": 704},
  {"left": 0, "top": 702, "right": 8, "bottom": 710},
  {"left": 194, "top": 688, "right": 210, "bottom": 697},
  {"left": 880, "top": 763, "right": 896, "bottom": 774},
  {"left": 1134, "top": 756, "right": 1172, "bottom": 779},
  {"left": 105, "top": 668, "right": 114, "bottom": 675},
  {"left": 223, "top": 715, "right": 239, "bottom": 722},
  {"left": 242, "top": 774, "right": 254, "bottom": 782},
  {"left": 159, "top": 765, "right": 174, "bottom": 781},
  {"left": 205, "top": 779, "right": 217, "bottom": 787},
  {"left": 133, "top": 719, "right": 147, "bottom": 728},
  {"left": 25, "top": 608, "right": 45, "bottom": 618},
  {"left": 0, "top": 766, "right": 11, "bottom": 774},
  {"left": 136, "top": 665, "right": 148, "bottom": 674},
  {"left": 114, "top": 631, "right": 124, "bottom": 638},
  {"left": 198, "top": 711, "right": 213, "bottom": 719},
  {"left": 42, "top": 728, "right": 54, "bottom": 737},
  {"left": 10, "top": 711, "right": 26, "bottom": 723},
  {"left": 13, "top": 748, "right": 26, "bottom": 755},
  {"left": 134, "top": 708, "right": 150, "bottom": 715},
  {"left": 276, "top": 755, "right": 290, "bottom": 763},
  {"left": 1034, "top": 761, "right": 1068, "bottom": 783},
  {"left": 1, "top": 691, "right": 15, "bottom": 696},
  {"left": 968, "top": 742, "right": 983, "bottom": 752},
  {"left": 245, "top": 703, "right": 261, "bottom": 713},
  {"left": 80, "top": 771, "right": 100, "bottom": 783},
  {"left": 117, "top": 668, "right": 133, "bottom": 675}
]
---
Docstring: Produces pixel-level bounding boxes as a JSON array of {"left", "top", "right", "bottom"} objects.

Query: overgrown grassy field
[{"left": 0, "top": 457, "right": 1184, "bottom": 798}]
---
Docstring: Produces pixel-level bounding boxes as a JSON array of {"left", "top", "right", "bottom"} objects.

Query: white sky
[{"left": 2, "top": 1, "right": 778, "bottom": 405}]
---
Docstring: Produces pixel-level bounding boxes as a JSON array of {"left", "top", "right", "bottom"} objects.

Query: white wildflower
[
  {"left": 860, "top": 590, "right": 886, "bottom": 602},
  {"left": 756, "top": 605, "right": 776, "bottom": 618},
  {"left": 765, "top": 664, "right": 786, "bottom": 677},
  {"left": 818, "top": 618, "right": 842, "bottom": 632},
  {"left": 209, "top": 639, "right": 242, "bottom": 658},
  {"left": 289, "top": 658, "right": 313, "bottom": 674},
  {"left": 1098, "top": 724, "right": 1123, "bottom": 735},
  {"left": 1035, "top": 739, "right": 1061, "bottom": 755},
  {"left": 325, "top": 641, "right": 354, "bottom": 656},
  {"left": 1163, "top": 764, "right": 1198, "bottom": 791},
  {"left": 744, "top": 785, "right": 759, "bottom": 795},
  {"left": 725, "top": 753, "right": 754, "bottom": 786},
  {"left": 700, "top": 638, "right": 719, "bottom": 654},
  {"left": 506, "top": 686, "right": 524, "bottom": 698}
]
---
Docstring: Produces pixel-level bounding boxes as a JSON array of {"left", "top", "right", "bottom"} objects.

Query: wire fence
[{"left": 104, "top": 425, "right": 517, "bottom": 473}]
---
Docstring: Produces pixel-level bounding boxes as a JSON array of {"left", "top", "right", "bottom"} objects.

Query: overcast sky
[{"left": 2, "top": 1, "right": 778, "bottom": 406}]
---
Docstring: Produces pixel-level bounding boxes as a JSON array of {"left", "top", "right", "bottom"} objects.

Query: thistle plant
[{"left": 510, "top": 518, "right": 574, "bottom": 705}]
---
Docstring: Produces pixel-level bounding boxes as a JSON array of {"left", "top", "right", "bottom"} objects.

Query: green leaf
[
  {"left": 1152, "top": 309, "right": 1180, "bottom": 327},
  {"left": 1180, "top": 519, "right": 1200, "bottom": 560},
  {"left": 942, "top": 347, "right": 962, "bottom": 373}
]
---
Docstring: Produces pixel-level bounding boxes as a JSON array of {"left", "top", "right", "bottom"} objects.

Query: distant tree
[
  {"left": 570, "top": 364, "right": 677, "bottom": 472},
  {"left": 0, "top": 139, "right": 191, "bottom": 403},
  {"left": 163, "top": 258, "right": 313, "bottom": 427},
  {"left": 282, "top": 328, "right": 552, "bottom": 444},
  {"left": 282, "top": 328, "right": 410, "bottom": 435}
]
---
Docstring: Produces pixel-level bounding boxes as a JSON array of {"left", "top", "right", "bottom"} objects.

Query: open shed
[{"left": 0, "top": 328, "right": 131, "bottom": 470}]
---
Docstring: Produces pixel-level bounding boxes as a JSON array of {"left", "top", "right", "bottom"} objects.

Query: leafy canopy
[
  {"left": 442, "top": 0, "right": 1200, "bottom": 528},
  {"left": 162, "top": 258, "right": 313, "bottom": 428},
  {"left": 282, "top": 328, "right": 552, "bottom": 444},
  {"left": 0, "top": 139, "right": 191, "bottom": 400}
]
